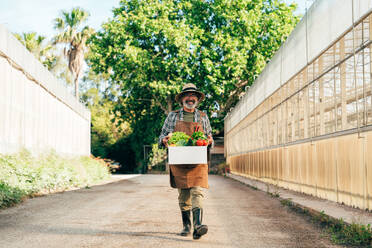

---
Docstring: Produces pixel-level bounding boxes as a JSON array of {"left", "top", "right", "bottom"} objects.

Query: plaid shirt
[{"left": 158, "top": 108, "right": 213, "bottom": 148}]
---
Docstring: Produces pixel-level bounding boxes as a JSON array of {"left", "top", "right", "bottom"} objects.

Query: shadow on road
[{"left": 23, "top": 224, "right": 195, "bottom": 243}]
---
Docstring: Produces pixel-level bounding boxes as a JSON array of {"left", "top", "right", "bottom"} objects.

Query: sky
[
  {"left": 0, "top": 0, "right": 121, "bottom": 37},
  {"left": 0, "top": 0, "right": 313, "bottom": 39}
]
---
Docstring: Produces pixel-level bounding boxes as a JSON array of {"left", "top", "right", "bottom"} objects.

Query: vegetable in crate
[
  {"left": 192, "top": 131, "right": 208, "bottom": 146},
  {"left": 168, "top": 132, "right": 191, "bottom": 146}
]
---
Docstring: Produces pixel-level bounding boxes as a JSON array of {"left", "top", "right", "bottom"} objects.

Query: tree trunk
[
  {"left": 68, "top": 44, "right": 84, "bottom": 99},
  {"left": 74, "top": 75, "right": 79, "bottom": 98},
  {"left": 167, "top": 96, "right": 173, "bottom": 114}
]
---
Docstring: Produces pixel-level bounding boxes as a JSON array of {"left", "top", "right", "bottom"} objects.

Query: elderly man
[{"left": 159, "top": 83, "right": 213, "bottom": 240}]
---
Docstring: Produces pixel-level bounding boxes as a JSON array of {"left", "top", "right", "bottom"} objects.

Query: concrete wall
[{"left": 0, "top": 24, "right": 90, "bottom": 156}]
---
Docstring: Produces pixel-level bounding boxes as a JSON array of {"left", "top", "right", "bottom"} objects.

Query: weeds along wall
[
  {"left": 0, "top": 24, "right": 90, "bottom": 156},
  {"left": 225, "top": 0, "right": 372, "bottom": 210}
]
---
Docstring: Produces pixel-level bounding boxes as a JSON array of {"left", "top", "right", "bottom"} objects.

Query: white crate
[{"left": 168, "top": 146, "right": 207, "bottom": 164}]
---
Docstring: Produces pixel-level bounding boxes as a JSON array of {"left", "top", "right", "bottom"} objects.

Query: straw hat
[{"left": 175, "top": 83, "right": 205, "bottom": 103}]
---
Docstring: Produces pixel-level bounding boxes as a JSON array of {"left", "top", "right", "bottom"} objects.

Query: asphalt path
[{"left": 0, "top": 175, "right": 341, "bottom": 248}]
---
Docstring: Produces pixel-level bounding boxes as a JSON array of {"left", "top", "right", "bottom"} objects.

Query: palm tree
[
  {"left": 53, "top": 7, "right": 94, "bottom": 98},
  {"left": 14, "top": 32, "right": 74, "bottom": 85},
  {"left": 14, "top": 32, "right": 56, "bottom": 68}
]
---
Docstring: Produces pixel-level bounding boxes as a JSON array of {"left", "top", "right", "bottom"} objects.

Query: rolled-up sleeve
[
  {"left": 203, "top": 115, "right": 212, "bottom": 137},
  {"left": 158, "top": 112, "right": 176, "bottom": 147},
  {"left": 202, "top": 114, "right": 214, "bottom": 148}
]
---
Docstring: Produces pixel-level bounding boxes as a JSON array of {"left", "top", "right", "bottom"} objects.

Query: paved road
[{"left": 0, "top": 175, "right": 341, "bottom": 248}]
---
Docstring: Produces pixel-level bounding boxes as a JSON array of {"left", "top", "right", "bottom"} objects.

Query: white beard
[{"left": 183, "top": 99, "right": 198, "bottom": 109}]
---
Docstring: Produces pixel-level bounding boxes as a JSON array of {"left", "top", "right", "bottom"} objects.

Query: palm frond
[{"left": 54, "top": 17, "right": 65, "bottom": 30}]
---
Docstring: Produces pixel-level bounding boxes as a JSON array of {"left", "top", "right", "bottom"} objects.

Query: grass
[
  {"left": 266, "top": 184, "right": 280, "bottom": 198},
  {"left": 0, "top": 149, "right": 111, "bottom": 209},
  {"left": 280, "top": 198, "right": 372, "bottom": 247},
  {"left": 267, "top": 190, "right": 280, "bottom": 198}
]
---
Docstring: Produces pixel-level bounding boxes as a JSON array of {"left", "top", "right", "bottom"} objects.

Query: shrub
[
  {"left": 217, "top": 162, "right": 230, "bottom": 175},
  {"left": 0, "top": 150, "right": 111, "bottom": 209},
  {"left": 147, "top": 144, "right": 167, "bottom": 170}
]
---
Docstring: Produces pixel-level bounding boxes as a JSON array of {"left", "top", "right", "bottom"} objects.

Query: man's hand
[
  {"left": 162, "top": 133, "right": 172, "bottom": 147},
  {"left": 207, "top": 135, "right": 213, "bottom": 145}
]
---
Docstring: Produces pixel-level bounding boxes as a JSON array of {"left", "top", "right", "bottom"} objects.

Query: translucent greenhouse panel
[
  {"left": 353, "top": 0, "right": 372, "bottom": 22},
  {"left": 241, "top": 95, "right": 249, "bottom": 120},
  {"left": 228, "top": 115, "right": 233, "bottom": 131},
  {"left": 38, "top": 88, "right": 46, "bottom": 152},
  {"left": 286, "top": 97, "right": 293, "bottom": 142},
  {"left": 0, "top": 59, "right": 6, "bottom": 153},
  {"left": 34, "top": 80, "right": 41, "bottom": 152},
  {"left": 1, "top": 24, "right": 90, "bottom": 124},
  {"left": 298, "top": 89, "right": 305, "bottom": 140},
  {"left": 293, "top": 95, "right": 300, "bottom": 141},
  {"left": 226, "top": 117, "right": 230, "bottom": 133},
  {"left": 364, "top": 46, "right": 372, "bottom": 125},
  {"left": 308, "top": 83, "right": 316, "bottom": 138},
  {"left": 1, "top": 63, "right": 11, "bottom": 152},
  {"left": 355, "top": 50, "right": 367, "bottom": 127},
  {"left": 260, "top": 66, "right": 269, "bottom": 100},
  {"left": 323, "top": 69, "right": 337, "bottom": 134},
  {"left": 46, "top": 93, "right": 54, "bottom": 150},
  {"left": 364, "top": 46, "right": 372, "bottom": 126},
  {"left": 344, "top": 56, "right": 358, "bottom": 130},
  {"left": 9, "top": 68, "right": 22, "bottom": 153},
  {"left": 255, "top": 78, "right": 266, "bottom": 111},
  {"left": 10, "top": 35, "right": 29, "bottom": 74},
  {"left": 230, "top": 111, "right": 239, "bottom": 130},
  {"left": 40, "top": 66, "right": 52, "bottom": 93},
  {"left": 246, "top": 90, "right": 255, "bottom": 114},
  {"left": 69, "top": 112, "right": 75, "bottom": 155},
  {"left": 76, "top": 115, "right": 83, "bottom": 154},
  {"left": 307, "top": 0, "right": 352, "bottom": 62},
  {"left": 363, "top": 16, "right": 371, "bottom": 45},
  {"left": 28, "top": 51, "right": 39, "bottom": 79},
  {"left": 281, "top": 19, "right": 307, "bottom": 85},
  {"left": 237, "top": 103, "right": 243, "bottom": 124},
  {"left": 19, "top": 41, "right": 32, "bottom": 74},
  {"left": 277, "top": 105, "right": 283, "bottom": 144},
  {"left": 24, "top": 76, "right": 33, "bottom": 150},
  {"left": 0, "top": 25, "right": 7, "bottom": 51},
  {"left": 266, "top": 52, "right": 282, "bottom": 99},
  {"left": 313, "top": 81, "right": 321, "bottom": 137}
]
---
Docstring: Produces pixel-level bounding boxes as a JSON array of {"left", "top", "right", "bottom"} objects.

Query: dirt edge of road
[
  {"left": 225, "top": 173, "right": 372, "bottom": 247},
  {"left": 2, "top": 174, "right": 140, "bottom": 210}
]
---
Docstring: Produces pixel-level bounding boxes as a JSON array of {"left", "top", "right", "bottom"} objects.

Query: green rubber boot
[
  {"left": 192, "top": 208, "right": 208, "bottom": 240},
  {"left": 180, "top": 210, "right": 191, "bottom": 236}
]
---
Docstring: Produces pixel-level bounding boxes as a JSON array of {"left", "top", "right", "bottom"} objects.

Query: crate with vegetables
[{"left": 167, "top": 130, "right": 209, "bottom": 165}]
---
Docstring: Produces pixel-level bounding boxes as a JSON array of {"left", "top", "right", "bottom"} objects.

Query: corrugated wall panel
[
  {"left": 0, "top": 24, "right": 90, "bottom": 156},
  {"left": 225, "top": 0, "right": 372, "bottom": 211}
]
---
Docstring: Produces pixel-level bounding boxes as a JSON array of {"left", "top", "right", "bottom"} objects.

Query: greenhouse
[{"left": 225, "top": 0, "right": 372, "bottom": 210}]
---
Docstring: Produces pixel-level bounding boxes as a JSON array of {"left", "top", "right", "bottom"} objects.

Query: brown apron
[{"left": 169, "top": 112, "right": 208, "bottom": 189}]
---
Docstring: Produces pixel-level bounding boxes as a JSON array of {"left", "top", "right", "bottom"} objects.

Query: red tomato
[
  {"left": 203, "top": 140, "right": 208, "bottom": 146},
  {"left": 196, "top": 139, "right": 204, "bottom": 146}
]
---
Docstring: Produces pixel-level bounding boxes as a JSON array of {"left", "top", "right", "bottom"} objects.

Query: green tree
[
  {"left": 53, "top": 7, "right": 94, "bottom": 98},
  {"left": 88, "top": 0, "right": 299, "bottom": 166},
  {"left": 80, "top": 67, "right": 131, "bottom": 159}
]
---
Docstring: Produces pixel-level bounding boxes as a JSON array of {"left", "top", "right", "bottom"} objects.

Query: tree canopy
[
  {"left": 85, "top": 0, "right": 301, "bottom": 168},
  {"left": 89, "top": 0, "right": 299, "bottom": 136},
  {"left": 13, "top": 0, "right": 301, "bottom": 171}
]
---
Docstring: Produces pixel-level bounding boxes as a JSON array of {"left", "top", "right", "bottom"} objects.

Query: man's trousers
[{"left": 178, "top": 186, "right": 205, "bottom": 211}]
